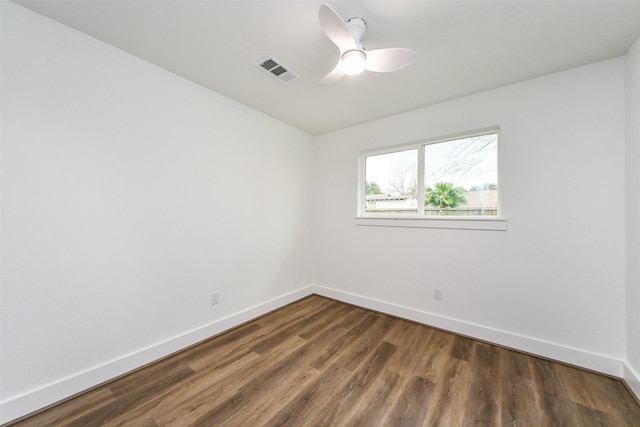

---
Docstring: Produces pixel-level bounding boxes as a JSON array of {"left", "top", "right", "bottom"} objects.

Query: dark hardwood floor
[{"left": 6, "top": 295, "right": 640, "bottom": 426}]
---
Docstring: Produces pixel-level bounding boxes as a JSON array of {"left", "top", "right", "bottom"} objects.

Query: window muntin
[{"left": 361, "top": 130, "right": 499, "bottom": 218}]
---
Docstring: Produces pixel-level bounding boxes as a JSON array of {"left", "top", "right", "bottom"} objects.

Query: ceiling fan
[{"left": 318, "top": 3, "right": 417, "bottom": 85}]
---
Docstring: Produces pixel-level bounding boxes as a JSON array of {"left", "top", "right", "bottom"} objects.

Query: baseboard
[
  {"left": 313, "top": 285, "right": 624, "bottom": 379},
  {"left": 623, "top": 362, "right": 640, "bottom": 402},
  {"left": 0, "top": 285, "right": 314, "bottom": 425}
]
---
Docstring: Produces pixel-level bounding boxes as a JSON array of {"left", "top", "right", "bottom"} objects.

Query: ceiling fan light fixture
[
  {"left": 341, "top": 50, "right": 366, "bottom": 75},
  {"left": 318, "top": 3, "right": 416, "bottom": 84}
]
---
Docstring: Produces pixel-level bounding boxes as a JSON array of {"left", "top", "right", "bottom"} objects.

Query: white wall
[
  {"left": 625, "top": 36, "right": 640, "bottom": 397},
  {"left": 314, "top": 58, "right": 627, "bottom": 375},
  {"left": 0, "top": 2, "right": 314, "bottom": 422}
]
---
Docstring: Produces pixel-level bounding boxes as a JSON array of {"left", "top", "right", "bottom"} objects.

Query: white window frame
[{"left": 356, "top": 127, "right": 507, "bottom": 231}]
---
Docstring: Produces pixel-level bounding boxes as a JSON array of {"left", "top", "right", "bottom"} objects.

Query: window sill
[{"left": 354, "top": 216, "right": 507, "bottom": 231}]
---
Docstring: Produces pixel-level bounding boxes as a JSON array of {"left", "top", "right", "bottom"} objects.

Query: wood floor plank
[
  {"left": 184, "top": 323, "right": 264, "bottom": 372},
  {"left": 590, "top": 374, "right": 640, "bottom": 427},
  {"left": 449, "top": 334, "right": 475, "bottom": 362},
  {"left": 106, "top": 350, "right": 262, "bottom": 426},
  {"left": 153, "top": 335, "right": 308, "bottom": 426},
  {"left": 385, "top": 320, "right": 435, "bottom": 379},
  {"left": 554, "top": 362, "right": 611, "bottom": 413},
  {"left": 530, "top": 357, "right": 578, "bottom": 426},
  {"left": 294, "top": 300, "right": 350, "bottom": 340},
  {"left": 8, "top": 295, "right": 640, "bottom": 427},
  {"left": 248, "top": 300, "right": 341, "bottom": 356},
  {"left": 231, "top": 367, "right": 321, "bottom": 426},
  {"left": 307, "top": 310, "right": 380, "bottom": 370},
  {"left": 414, "top": 328, "right": 456, "bottom": 383},
  {"left": 424, "top": 355, "right": 471, "bottom": 427},
  {"left": 499, "top": 347, "right": 541, "bottom": 427},
  {"left": 69, "top": 366, "right": 195, "bottom": 427},
  {"left": 189, "top": 392, "right": 251, "bottom": 427},
  {"left": 309, "top": 340, "right": 398, "bottom": 425},
  {"left": 336, "top": 314, "right": 396, "bottom": 372},
  {"left": 10, "top": 387, "right": 116, "bottom": 427},
  {"left": 572, "top": 401, "right": 617, "bottom": 427},
  {"left": 384, "top": 375, "right": 435, "bottom": 426},
  {"left": 464, "top": 343, "right": 501, "bottom": 426},
  {"left": 263, "top": 361, "right": 354, "bottom": 426},
  {"left": 342, "top": 369, "right": 403, "bottom": 427},
  {"left": 193, "top": 355, "right": 318, "bottom": 427}
]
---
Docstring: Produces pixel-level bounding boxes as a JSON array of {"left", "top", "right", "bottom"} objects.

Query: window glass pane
[
  {"left": 423, "top": 133, "right": 498, "bottom": 216},
  {"left": 365, "top": 148, "right": 418, "bottom": 214}
]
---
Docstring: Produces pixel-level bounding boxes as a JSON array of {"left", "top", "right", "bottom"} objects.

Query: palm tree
[{"left": 425, "top": 182, "right": 467, "bottom": 208}]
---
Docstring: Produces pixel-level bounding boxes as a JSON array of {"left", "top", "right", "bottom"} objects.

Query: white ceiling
[{"left": 14, "top": 0, "right": 640, "bottom": 135}]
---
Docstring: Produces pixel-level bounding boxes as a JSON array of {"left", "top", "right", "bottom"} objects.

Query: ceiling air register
[{"left": 256, "top": 55, "right": 298, "bottom": 83}]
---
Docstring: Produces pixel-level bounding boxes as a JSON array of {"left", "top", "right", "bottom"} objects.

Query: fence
[{"left": 365, "top": 207, "right": 498, "bottom": 216}]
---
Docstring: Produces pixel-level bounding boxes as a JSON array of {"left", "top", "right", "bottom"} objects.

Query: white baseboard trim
[
  {"left": 0, "top": 286, "right": 314, "bottom": 425},
  {"left": 313, "top": 285, "right": 624, "bottom": 379},
  {"left": 623, "top": 362, "right": 640, "bottom": 402}
]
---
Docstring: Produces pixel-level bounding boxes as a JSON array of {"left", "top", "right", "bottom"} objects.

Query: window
[
  {"left": 365, "top": 148, "right": 418, "bottom": 215},
  {"left": 359, "top": 129, "right": 505, "bottom": 230}
]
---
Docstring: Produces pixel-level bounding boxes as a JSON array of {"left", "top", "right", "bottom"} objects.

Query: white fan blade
[
  {"left": 364, "top": 48, "right": 417, "bottom": 73},
  {"left": 319, "top": 3, "right": 357, "bottom": 53},
  {"left": 319, "top": 62, "right": 345, "bottom": 85}
]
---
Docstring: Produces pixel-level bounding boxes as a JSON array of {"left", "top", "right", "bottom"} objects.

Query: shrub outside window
[{"left": 362, "top": 129, "right": 499, "bottom": 217}]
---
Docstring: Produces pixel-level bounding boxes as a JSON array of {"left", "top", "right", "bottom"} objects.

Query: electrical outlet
[
  {"left": 211, "top": 292, "right": 219, "bottom": 305},
  {"left": 434, "top": 288, "right": 443, "bottom": 301}
]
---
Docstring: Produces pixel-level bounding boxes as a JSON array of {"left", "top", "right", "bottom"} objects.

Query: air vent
[{"left": 256, "top": 55, "right": 298, "bottom": 83}]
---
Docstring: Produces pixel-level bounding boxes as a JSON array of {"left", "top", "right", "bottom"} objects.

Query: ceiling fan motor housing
[{"left": 346, "top": 17, "right": 366, "bottom": 48}]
